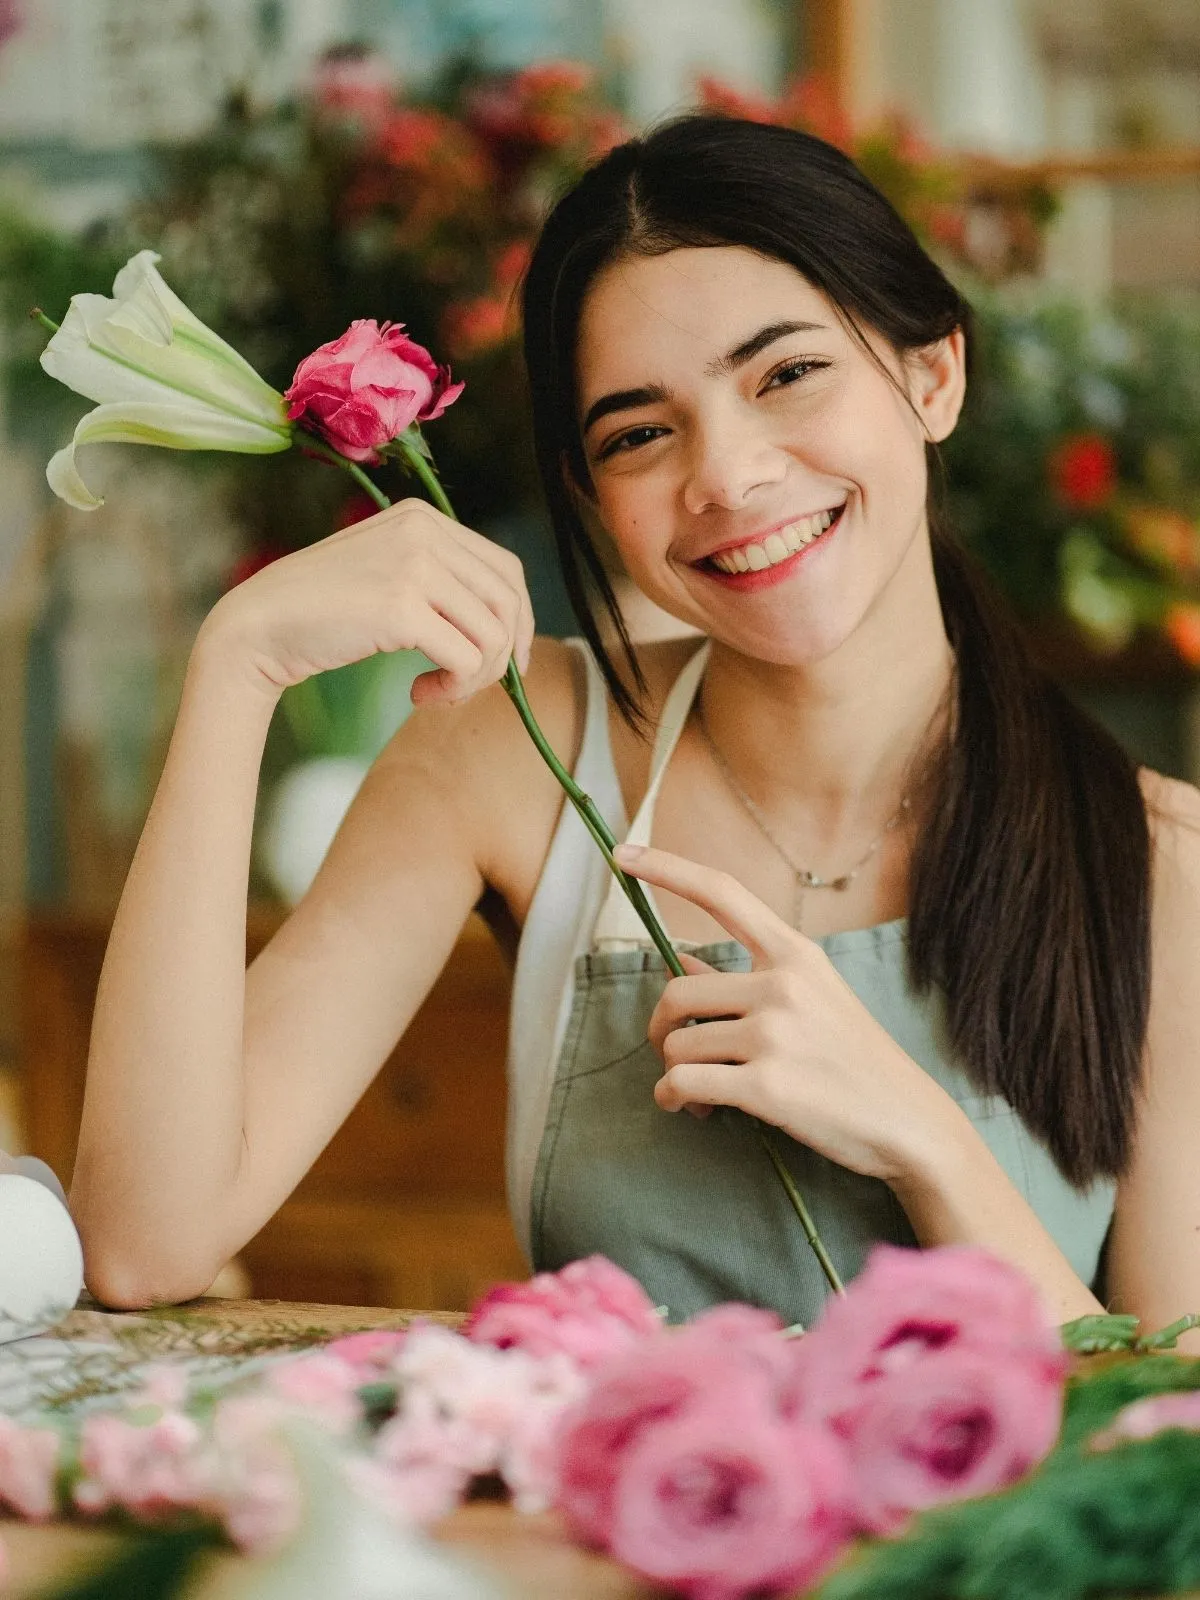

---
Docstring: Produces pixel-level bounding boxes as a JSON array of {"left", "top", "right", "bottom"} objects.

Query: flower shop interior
[
  {"left": 1, "top": 0, "right": 1200, "bottom": 1311},
  {"left": 5, "top": 3, "right": 1200, "bottom": 1599}
]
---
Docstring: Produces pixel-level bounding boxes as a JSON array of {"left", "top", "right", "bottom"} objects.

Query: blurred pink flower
[
  {"left": 311, "top": 46, "right": 396, "bottom": 135},
  {"left": 268, "top": 1352, "right": 364, "bottom": 1431},
  {"left": 206, "top": 1396, "right": 303, "bottom": 1555},
  {"left": 285, "top": 320, "right": 463, "bottom": 464},
  {"left": 795, "top": 1245, "right": 1065, "bottom": 1429},
  {"left": 844, "top": 1347, "right": 1064, "bottom": 1535},
  {"left": 464, "top": 1254, "right": 661, "bottom": 1368},
  {"left": 74, "top": 1411, "right": 204, "bottom": 1520},
  {"left": 325, "top": 1327, "right": 410, "bottom": 1372},
  {"left": 610, "top": 1404, "right": 854, "bottom": 1600},
  {"left": 1090, "top": 1390, "right": 1200, "bottom": 1451},
  {"left": 555, "top": 1315, "right": 797, "bottom": 1549},
  {"left": 0, "top": 1418, "right": 60, "bottom": 1521}
]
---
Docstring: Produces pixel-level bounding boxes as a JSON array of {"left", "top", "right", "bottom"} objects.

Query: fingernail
[{"left": 614, "top": 844, "right": 644, "bottom": 865}]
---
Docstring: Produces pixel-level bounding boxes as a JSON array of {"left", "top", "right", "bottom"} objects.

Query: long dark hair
[{"left": 520, "top": 114, "right": 1150, "bottom": 1187}]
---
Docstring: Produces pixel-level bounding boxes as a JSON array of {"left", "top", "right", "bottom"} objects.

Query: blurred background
[{"left": 2, "top": 0, "right": 1199, "bottom": 1307}]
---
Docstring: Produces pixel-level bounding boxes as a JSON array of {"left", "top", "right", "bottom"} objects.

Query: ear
[{"left": 905, "top": 328, "right": 967, "bottom": 444}]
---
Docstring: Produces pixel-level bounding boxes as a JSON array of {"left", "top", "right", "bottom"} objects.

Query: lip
[
  {"left": 692, "top": 502, "right": 847, "bottom": 591},
  {"left": 697, "top": 502, "right": 848, "bottom": 563}
]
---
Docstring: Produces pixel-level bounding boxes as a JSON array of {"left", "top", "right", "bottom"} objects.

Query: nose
[{"left": 680, "top": 410, "right": 788, "bottom": 516}]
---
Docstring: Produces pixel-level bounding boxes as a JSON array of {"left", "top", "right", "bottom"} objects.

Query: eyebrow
[{"left": 581, "top": 319, "right": 827, "bottom": 435}]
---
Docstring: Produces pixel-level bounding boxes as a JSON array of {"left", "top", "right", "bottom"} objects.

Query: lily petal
[
  {"left": 40, "top": 253, "right": 287, "bottom": 431},
  {"left": 47, "top": 400, "right": 291, "bottom": 510}
]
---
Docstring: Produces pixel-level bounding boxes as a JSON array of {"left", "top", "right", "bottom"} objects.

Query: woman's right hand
[{"left": 203, "top": 498, "right": 535, "bottom": 707}]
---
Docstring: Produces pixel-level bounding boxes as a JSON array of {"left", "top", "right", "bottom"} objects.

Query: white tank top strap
[{"left": 593, "top": 639, "right": 712, "bottom": 950}]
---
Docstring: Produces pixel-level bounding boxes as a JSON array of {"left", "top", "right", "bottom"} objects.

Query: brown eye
[{"left": 599, "top": 425, "right": 668, "bottom": 460}]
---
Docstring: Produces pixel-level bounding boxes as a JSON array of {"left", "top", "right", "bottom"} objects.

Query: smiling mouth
[{"left": 701, "top": 504, "right": 845, "bottom": 575}]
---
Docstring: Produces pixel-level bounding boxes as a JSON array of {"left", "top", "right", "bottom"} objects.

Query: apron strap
[{"left": 593, "top": 640, "right": 711, "bottom": 950}]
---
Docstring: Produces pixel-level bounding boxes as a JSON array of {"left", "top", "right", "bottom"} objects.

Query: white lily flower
[{"left": 39, "top": 250, "right": 292, "bottom": 510}]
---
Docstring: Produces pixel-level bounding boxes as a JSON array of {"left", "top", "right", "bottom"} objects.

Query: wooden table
[{"left": 1, "top": 1297, "right": 654, "bottom": 1598}]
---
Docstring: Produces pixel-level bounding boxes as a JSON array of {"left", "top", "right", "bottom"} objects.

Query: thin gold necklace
[{"left": 694, "top": 706, "right": 914, "bottom": 933}]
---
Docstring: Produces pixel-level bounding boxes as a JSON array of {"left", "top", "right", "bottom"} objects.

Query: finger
[
  {"left": 446, "top": 524, "right": 536, "bottom": 674},
  {"left": 647, "top": 972, "right": 759, "bottom": 1057},
  {"left": 419, "top": 568, "right": 514, "bottom": 689},
  {"left": 437, "top": 537, "right": 532, "bottom": 675},
  {"left": 678, "top": 952, "right": 716, "bottom": 975},
  {"left": 613, "top": 845, "right": 793, "bottom": 963},
  {"left": 655, "top": 1060, "right": 752, "bottom": 1115},
  {"left": 661, "top": 1017, "right": 748, "bottom": 1068},
  {"left": 405, "top": 608, "right": 486, "bottom": 703}
]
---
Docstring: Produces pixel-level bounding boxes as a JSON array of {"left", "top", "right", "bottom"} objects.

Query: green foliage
[{"left": 30, "top": 1527, "right": 219, "bottom": 1600}]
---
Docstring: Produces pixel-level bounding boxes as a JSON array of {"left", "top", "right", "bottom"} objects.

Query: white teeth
[{"left": 709, "top": 504, "right": 842, "bottom": 576}]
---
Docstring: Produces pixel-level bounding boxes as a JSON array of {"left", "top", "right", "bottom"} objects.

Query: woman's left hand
[{"left": 614, "top": 843, "right": 965, "bottom": 1186}]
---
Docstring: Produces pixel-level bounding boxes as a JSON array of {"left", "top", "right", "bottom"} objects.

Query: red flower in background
[
  {"left": 1048, "top": 432, "right": 1118, "bottom": 511},
  {"left": 698, "top": 73, "right": 855, "bottom": 151},
  {"left": 1164, "top": 603, "right": 1200, "bottom": 667}
]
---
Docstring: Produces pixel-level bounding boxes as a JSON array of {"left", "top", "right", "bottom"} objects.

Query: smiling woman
[{"left": 72, "top": 116, "right": 1200, "bottom": 1348}]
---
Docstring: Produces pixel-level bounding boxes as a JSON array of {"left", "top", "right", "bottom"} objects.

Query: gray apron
[{"left": 528, "top": 645, "right": 1116, "bottom": 1327}]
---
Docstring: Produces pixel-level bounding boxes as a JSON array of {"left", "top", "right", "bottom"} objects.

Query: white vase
[{"left": 257, "top": 756, "right": 370, "bottom": 907}]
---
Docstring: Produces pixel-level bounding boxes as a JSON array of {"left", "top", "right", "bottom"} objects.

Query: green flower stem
[
  {"left": 299, "top": 431, "right": 392, "bottom": 511},
  {"left": 30, "top": 307, "right": 60, "bottom": 334},
  {"left": 311, "top": 430, "right": 843, "bottom": 1296},
  {"left": 759, "top": 1130, "right": 845, "bottom": 1294}
]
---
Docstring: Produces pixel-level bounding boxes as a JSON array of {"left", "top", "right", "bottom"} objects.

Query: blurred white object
[
  {"left": 257, "top": 757, "right": 369, "bottom": 907},
  {"left": 210, "top": 1423, "right": 508, "bottom": 1600},
  {"left": 0, "top": 1171, "right": 84, "bottom": 1344}
]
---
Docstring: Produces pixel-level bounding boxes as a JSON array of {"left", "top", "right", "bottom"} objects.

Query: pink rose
[
  {"left": 1090, "top": 1390, "right": 1200, "bottom": 1451},
  {"left": 464, "top": 1255, "right": 661, "bottom": 1368},
  {"left": 285, "top": 319, "right": 463, "bottom": 464},
  {"left": 795, "top": 1246, "right": 1066, "bottom": 1429},
  {"left": 609, "top": 1401, "right": 854, "bottom": 1600},
  {"left": 844, "top": 1347, "right": 1064, "bottom": 1535},
  {"left": 555, "top": 1313, "right": 802, "bottom": 1548},
  {"left": 0, "top": 1418, "right": 60, "bottom": 1521}
]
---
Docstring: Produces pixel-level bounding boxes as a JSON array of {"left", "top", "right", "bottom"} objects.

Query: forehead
[{"left": 576, "top": 246, "right": 832, "bottom": 391}]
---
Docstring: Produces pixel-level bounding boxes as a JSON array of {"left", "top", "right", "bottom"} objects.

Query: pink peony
[
  {"left": 555, "top": 1315, "right": 801, "bottom": 1549},
  {"left": 609, "top": 1404, "right": 854, "bottom": 1600},
  {"left": 285, "top": 319, "right": 463, "bottom": 464},
  {"left": 464, "top": 1255, "right": 661, "bottom": 1368},
  {"left": 794, "top": 1245, "right": 1066, "bottom": 1429},
  {"left": 0, "top": 1418, "right": 60, "bottom": 1521},
  {"left": 844, "top": 1347, "right": 1064, "bottom": 1535},
  {"left": 1089, "top": 1390, "right": 1200, "bottom": 1451}
]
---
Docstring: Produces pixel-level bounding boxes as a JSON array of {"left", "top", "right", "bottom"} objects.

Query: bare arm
[
  {"left": 72, "top": 500, "right": 542, "bottom": 1307},
  {"left": 1105, "top": 773, "right": 1200, "bottom": 1353}
]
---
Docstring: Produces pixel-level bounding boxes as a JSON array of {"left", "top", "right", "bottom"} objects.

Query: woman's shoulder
[{"left": 1139, "top": 767, "right": 1200, "bottom": 932}]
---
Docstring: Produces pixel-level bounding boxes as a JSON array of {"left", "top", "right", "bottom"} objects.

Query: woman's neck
[{"left": 697, "top": 534, "right": 954, "bottom": 850}]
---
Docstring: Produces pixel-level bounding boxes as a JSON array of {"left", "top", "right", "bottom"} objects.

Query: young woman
[{"left": 72, "top": 116, "right": 1200, "bottom": 1339}]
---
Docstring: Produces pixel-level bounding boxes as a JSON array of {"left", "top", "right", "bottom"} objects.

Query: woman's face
[{"left": 575, "top": 246, "right": 966, "bottom": 666}]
